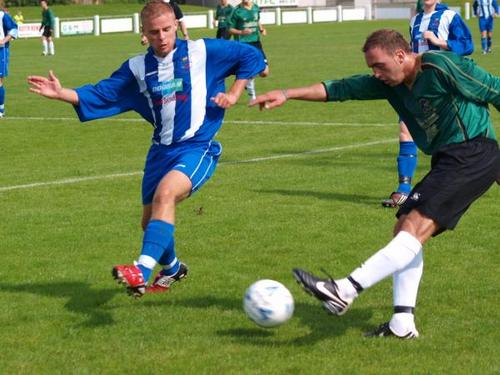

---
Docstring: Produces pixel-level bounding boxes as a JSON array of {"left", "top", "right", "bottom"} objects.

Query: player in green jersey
[
  {"left": 39, "top": 0, "right": 55, "bottom": 56},
  {"left": 415, "top": 0, "right": 424, "bottom": 14},
  {"left": 214, "top": 0, "right": 234, "bottom": 40},
  {"left": 228, "top": 0, "right": 269, "bottom": 100},
  {"left": 251, "top": 29, "right": 500, "bottom": 339}
]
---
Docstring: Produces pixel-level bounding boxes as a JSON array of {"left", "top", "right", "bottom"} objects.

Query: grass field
[{"left": 1, "top": 20, "right": 499, "bottom": 374}]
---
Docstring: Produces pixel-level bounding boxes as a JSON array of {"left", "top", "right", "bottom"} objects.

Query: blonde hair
[{"left": 141, "top": 1, "right": 175, "bottom": 25}]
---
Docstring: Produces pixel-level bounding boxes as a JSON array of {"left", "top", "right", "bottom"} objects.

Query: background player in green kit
[
  {"left": 39, "top": 0, "right": 55, "bottom": 56},
  {"left": 229, "top": 0, "right": 269, "bottom": 100},
  {"left": 251, "top": 29, "right": 500, "bottom": 339},
  {"left": 214, "top": 0, "right": 233, "bottom": 40}
]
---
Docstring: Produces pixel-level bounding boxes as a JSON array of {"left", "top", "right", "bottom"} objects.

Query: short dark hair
[
  {"left": 141, "top": 1, "right": 175, "bottom": 25},
  {"left": 362, "top": 29, "right": 411, "bottom": 54}
]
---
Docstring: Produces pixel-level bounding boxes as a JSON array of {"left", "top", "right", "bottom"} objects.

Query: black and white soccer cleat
[
  {"left": 292, "top": 268, "right": 353, "bottom": 315},
  {"left": 364, "top": 322, "right": 419, "bottom": 339}
]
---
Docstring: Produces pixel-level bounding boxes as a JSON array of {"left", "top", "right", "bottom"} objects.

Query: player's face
[
  {"left": 142, "top": 13, "right": 178, "bottom": 57},
  {"left": 364, "top": 47, "right": 406, "bottom": 86},
  {"left": 423, "top": 0, "right": 438, "bottom": 8}
]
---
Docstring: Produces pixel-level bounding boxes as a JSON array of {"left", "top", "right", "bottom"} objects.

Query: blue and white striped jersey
[
  {"left": 75, "top": 38, "right": 265, "bottom": 146},
  {"left": 473, "top": 0, "right": 499, "bottom": 18},
  {"left": 410, "top": 3, "right": 473, "bottom": 55},
  {"left": 0, "top": 11, "right": 18, "bottom": 49}
]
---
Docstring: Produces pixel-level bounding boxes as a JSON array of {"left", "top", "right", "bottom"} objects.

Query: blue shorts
[
  {"left": 479, "top": 17, "right": 494, "bottom": 32},
  {"left": 141, "top": 140, "right": 222, "bottom": 205},
  {"left": 0, "top": 48, "right": 10, "bottom": 78}
]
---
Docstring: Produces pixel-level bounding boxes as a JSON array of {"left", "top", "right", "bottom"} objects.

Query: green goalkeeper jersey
[
  {"left": 41, "top": 8, "right": 55, "bottom": 29},
  {"left": 323, "top": 51, "right": 499, "bottom": 155},
  {"left": 229, "top": 3, "right": 261, "bottom": 43}
]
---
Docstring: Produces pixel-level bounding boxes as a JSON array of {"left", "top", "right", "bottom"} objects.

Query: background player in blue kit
[
  {"left": 473, "top": 0, "right": 499, "bottom": 53},
  {"left": 0, "top": 3, "right": 18, "bottom": 119},
  {"left": 28, "top": 0, "right": 266, "bottom": 298},
  {"left": 382, "top": 0, "right": 473, "bottom": 207}
]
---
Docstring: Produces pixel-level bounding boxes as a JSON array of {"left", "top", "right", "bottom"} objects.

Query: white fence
[
  {"left": 17, "top": 8, "right": 362, "bottom": 38},
  {"left": 17, "top": 2, "right": 469, "bottom": 39}
]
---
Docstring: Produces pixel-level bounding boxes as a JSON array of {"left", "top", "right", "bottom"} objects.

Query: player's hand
[
  {"left": 27, "top": 70, "right": 63, "bottom": 99},
  {"left": 422, "top": 31, "right": 438, "bottom": 44},
  {"left": 248, "top": 90, "right": 288, "bottom": 111},
  {"left": 260, "top": 28, "right": 267, "bottom": 36},
  {"left": 242, "top": 28, "right": 253, "bottom": 35},
  {"left": 210, "top": 92, "right": 238, "bottom": 109}
]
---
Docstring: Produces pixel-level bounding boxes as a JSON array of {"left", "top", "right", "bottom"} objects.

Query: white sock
[
  {"left": 246, "top": 79, "right": 256, "bottom": 98},
  {"left": 393, "top": 250, "right": 423, "bottom": 307},
  {"left": 42, "top": 40, "right": 48, "bottom": 55},
  {"left": 336, "top": 278, "right": 359, "bottom": 300},
  {"left": 389, "top": 312, "right": 418, "bottom": 337},
  {"left": 49, "top": 41, "right": 55, "bottom": 55},
  {"left": 349, "top": 231, "right": 422, "bottom": 289}
]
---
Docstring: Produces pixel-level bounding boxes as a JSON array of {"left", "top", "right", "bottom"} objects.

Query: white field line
[
  {"left": 5, "top": 116, "right": 392, "bottom": 127},
  {"left": 0, "top": 139, "right": 396, "bottom": 193}
]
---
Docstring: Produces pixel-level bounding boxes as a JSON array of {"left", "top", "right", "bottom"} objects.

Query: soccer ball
[{"left": 243, "top": 279, "right": 294, "bottom": 328}]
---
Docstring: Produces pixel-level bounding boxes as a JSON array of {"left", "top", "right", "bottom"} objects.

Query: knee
[{"left": 152, "top": 189, "right": 177, "bottom": 207}]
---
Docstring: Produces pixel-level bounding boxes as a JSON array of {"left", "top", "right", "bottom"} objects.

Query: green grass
[
  {"left": 1, "top": 20, "right": 499, "bottom": 374},
  {"left": 10, "top": 3, "right": 210, "bottom": 22}
]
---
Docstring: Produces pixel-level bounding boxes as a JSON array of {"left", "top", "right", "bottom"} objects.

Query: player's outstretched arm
[
  {"left": 28, "top": 70, "right": 79, "bottom": 105},
  {"left": 210, "top": 78, "right": 248, "bottom": 109},
  {"left": 249, "top": 83, "right": 327, "bottom": 110}
]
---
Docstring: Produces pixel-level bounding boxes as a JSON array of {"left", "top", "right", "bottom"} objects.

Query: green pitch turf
[{"left": 1, "top": 20, "right": 499, "bottom": 374}]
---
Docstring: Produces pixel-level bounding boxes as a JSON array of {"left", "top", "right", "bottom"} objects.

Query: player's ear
[{"left": 394, "top": 48, "right": 406, "bottom": 64}]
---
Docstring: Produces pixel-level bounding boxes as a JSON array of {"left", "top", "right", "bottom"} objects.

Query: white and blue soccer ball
[{"left": 243, "top": 279, "right": 294, "bottom": 328}]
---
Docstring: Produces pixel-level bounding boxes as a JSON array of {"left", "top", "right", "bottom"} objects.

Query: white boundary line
[
  {"left": 5, "top": 116, "right": 393, "bottom": 127},
  {"left": 0, "top": 139, "right": 396, "bottom": 193}
]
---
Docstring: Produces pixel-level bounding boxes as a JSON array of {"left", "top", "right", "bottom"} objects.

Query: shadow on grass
[
  {"left": 145, "top": 294, "right": 374, "bottom": 346},
  {"left": 218, "top": 303, "right": 375, "bottom": 346},
  {"left": 0, "top": 281, "right": 119, "bottom": 328},
  {"left": 255, "top": 188, "right": 379, "bottom": 205}
]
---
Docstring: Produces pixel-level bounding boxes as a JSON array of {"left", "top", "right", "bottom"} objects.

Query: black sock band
[
  {"left": 347, "top": 276, "right": 364, "bottom": 293},
  {"left": 394, "top": 306, "right": 415, "bottom": 314}
]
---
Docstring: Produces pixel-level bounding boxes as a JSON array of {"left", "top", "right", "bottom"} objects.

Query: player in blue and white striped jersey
[
  {"left": 0, "top": 6, "right": 18, "bottom": 118},
  {"left": 382, "top": 0, "right": 473, "bottom": 208},
  {"left": 473, "top": 0, "right": 499, "bottom": 53},
  {"left": 28, "top": 1, "right": 266, "bottom": 298},
  {"left": 410, "top": 1, "right": 473, "bottom": 55}
]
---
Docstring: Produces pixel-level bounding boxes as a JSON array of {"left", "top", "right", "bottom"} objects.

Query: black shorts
[
  {"left": 216, "top": 28, "right": 231, "bottom": 40},
  {"left": 42, "top": 27, "right": 52, "bottom": 38},
  {"left": 245, "top": 41, "right": 268, "bottom": 64},
  {"left": 397, "top": 137, "right": 500, "bottom": 235}
]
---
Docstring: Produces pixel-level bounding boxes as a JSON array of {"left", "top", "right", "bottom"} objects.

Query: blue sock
[
  {"left": 396, "top": 141, "right": 417, "bottom": 195},
  {"left": 136, "top": 220, "right": 174, "bottom": 283},
  {"left": 481, "top": 37, "right": 487, "bottom": 51},
  {"left": 0, "top": 85, "right": 5, "bottom": 114},
  {"left": 487, "top": 37, "right": 492, "bottom": 49},
  {"left": 158, "top": 238, "right": 180, "bottom": 276}
]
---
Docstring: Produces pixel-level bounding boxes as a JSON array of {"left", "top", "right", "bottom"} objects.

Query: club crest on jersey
[
  {"left": 418, "top": 98, "right": 433, "bottom": 115},
  {"left": 181, "top": 56, "right": 190, "bottom": 70}
]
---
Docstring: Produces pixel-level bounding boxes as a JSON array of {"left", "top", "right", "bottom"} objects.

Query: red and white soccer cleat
[{"left": 112, "top": 264, "right": 146, "bottom": 298}]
